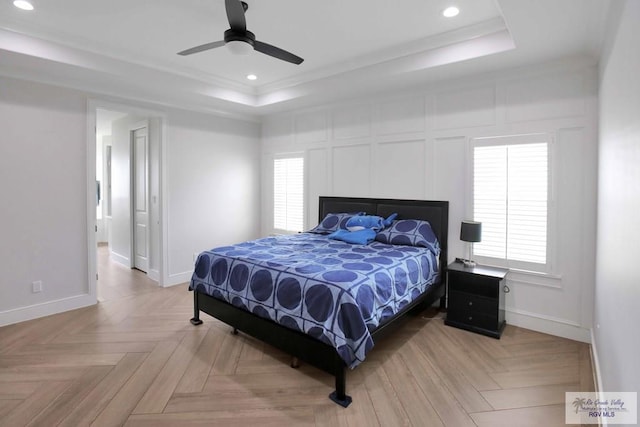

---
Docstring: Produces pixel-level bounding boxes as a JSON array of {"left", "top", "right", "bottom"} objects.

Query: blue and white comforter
[{"left": 189, "top": 232, "right": 440, "bottom": 368}]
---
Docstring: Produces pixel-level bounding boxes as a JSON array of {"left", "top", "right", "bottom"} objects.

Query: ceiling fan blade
[
  {"left": 225, "top": 0, "right": 246, "bottom": 32},
  {"left": 254, "top": 40, "right": 304, "bottom": 65},
  {"left": 177, "top": 40, "right": 226, "bottom": 56}
]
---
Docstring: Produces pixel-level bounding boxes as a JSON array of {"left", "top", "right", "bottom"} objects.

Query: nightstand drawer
[
  {"left": 448, "top": 291, "right": 497, "bottom": 314},
  {"left": 448, "top": 271, "right": 500, "bottom": 298},
  {"left": 447, "top": 306, "right": 497, "bottom": 331}
]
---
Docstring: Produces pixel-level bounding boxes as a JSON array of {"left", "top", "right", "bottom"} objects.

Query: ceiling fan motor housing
[{"left": 224, "top": 28, "right": 256, "bottom": 46}]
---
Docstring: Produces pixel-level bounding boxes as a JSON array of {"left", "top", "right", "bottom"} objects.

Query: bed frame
[{"left": 189, "top": 196, "right": 449, "bottom": 407}]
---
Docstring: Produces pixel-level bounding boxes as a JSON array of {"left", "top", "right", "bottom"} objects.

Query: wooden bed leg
[
  {"left": 328, "top": 366, "right": 352, "bottom": 408},
  {"left": 290, "top": 357, "right": 300, "bottom": 368},
  {"left": 190, "top": 291, "right": 203, "bottom": 326},
  {"left": 232, "top": 328, "right": 239, "bottom": 335}
]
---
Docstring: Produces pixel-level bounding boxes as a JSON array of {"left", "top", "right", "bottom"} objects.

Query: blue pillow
[
  {"left": 375, "top": 219, "right": 440, "bottom": 254},
  {"left": 308, "top": 212, "right": 364, "bottom": 234}
]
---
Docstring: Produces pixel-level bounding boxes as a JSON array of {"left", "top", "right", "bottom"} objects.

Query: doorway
[
  {"left": 89, "top": 101, "right": 164, "bottom": 302},
  {"left": 96, "top": 110, "right": 124, "bottom": 253}
]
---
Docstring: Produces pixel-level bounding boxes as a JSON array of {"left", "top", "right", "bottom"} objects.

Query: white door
[{"left": 132, "top": 126, "right": 149, "bottom": 272}]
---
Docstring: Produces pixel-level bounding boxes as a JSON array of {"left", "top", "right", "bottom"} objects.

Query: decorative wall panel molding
[
  {"left": 434, "top": 85, "right": 496, "bottom": 129},
  {"left": 295, "top": 111, "right": 328, "bottom": 144},
  {"left": 331, "top": 144, "right": 371, "bottom": 196},
  {"left": 377, "top": 96, "right": 425, "bottom": 135},
  {"left": 333, "top": 104, "right": 372, "bottom": 140},
  {"left": 505, "top": 71, "right": 586, "bottom": 123}
]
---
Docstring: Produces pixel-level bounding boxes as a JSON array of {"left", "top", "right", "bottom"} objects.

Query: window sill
[
  {"left": 475, "top": 259, "right": 562, "bottom": 289},
  {"left": 505, "top": 267, "right": 563, "bottom": 290}
]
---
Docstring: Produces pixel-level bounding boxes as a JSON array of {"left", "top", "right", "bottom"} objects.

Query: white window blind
[
  {"left": 473, "top": 141, "right": 548, "bottom": 266},
  {"left": 274, "top": 157, "right": 304, "bottom": 232}
]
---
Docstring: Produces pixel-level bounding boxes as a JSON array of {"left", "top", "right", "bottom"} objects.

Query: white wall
[
  {"left": 0, "top": 75, "right": 261, "bottom": 325},
  {"left": 595, "top": 0, "right": 640, "bottom": 400},
  {"left": 261, "top": 58, "right": 598, "bottom": 342},
  {"left": 165, "top": 109, "right": 261, "bottom": 285},
  {"left": 0, "top": 76, "right": 94, "bottom": 322}
]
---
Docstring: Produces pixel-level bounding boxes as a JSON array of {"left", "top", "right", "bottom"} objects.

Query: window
[
  {"left": 472, "top": 135, "right": 550, "bottom": 271},
  {"left": 274, "top": 156, "right": 304, "bottom": 233}
]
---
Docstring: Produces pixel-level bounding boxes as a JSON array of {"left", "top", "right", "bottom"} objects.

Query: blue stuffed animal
[
  {"left": 345, "top": 215, "right": 383, "bottom": 231},
  {"left": 328, "top": 213, "right": 397, "bottom": 244}
]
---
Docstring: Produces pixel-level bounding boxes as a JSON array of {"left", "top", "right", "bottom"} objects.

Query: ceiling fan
[{"left": 177, "top": 0, "right": 304, "bottom": 65}]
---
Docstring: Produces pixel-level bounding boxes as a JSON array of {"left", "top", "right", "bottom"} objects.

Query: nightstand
[{"left": 445, "top": 262, "right": 508, "bottom": 338}]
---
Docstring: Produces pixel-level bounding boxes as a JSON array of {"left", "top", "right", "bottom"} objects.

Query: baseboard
[
  {"left": 505, "top": 309, "right": 591, "bottom": 343},
  {"left": 0, "top": 293, "right": 96, "bottom": 327},
  {"left": 147, "top": 268, "right": 160, "bottom": 282},
  {"left": 110, "top": 250, "right": 130, "bottom": 267},
  {"left": 590, "top": 328, "right": 604, "bottom": 393},
  {"left": 589, "top": 327, "right": 607, "bottom": 426},
  {"left": 165, "top": 270, "right": 192, "bottom": 287}
]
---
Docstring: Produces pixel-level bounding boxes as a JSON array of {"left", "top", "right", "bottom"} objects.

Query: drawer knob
[
  {"left": 468, "top": 301, "right": 473, "bottom": 306},
  {"left": 468, "top": 316, "right": 473, "bottom": 321}
]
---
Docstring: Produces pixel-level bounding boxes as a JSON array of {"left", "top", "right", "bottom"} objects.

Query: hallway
[{"left": 97, "top": 244, "right": 159, "bottom": 302}]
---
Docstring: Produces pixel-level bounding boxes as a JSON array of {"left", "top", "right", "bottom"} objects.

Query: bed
[{"left": 188, "top": 196, "right": 449, "bottom": 407}]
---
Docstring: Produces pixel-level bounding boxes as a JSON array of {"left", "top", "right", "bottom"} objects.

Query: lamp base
[{"left": 463, "top": 259, "right": 477, "bottom": 268}]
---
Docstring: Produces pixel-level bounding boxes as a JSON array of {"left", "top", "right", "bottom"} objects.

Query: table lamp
[{"left": 460, "top": 220, "right": 481, "bottom": 267}]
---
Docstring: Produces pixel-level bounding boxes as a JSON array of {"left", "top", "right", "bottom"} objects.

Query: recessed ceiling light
[
  {"left": 246, "top": 74, "right": 257, "bottom": 81},
  {"left": 13, "top": 0, "right": 34, "bottom": 11},
  {"left": 443, "top": 6, "right": 459, "bottom": 18}
]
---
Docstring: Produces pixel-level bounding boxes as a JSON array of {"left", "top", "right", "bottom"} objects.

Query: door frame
[{"left": 86, "top": 99, "right": 167, "bottom": 301}]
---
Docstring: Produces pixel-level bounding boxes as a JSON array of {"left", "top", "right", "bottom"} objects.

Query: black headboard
[{"left": 318, "top": 196, "right": 449, "bottom": 269}]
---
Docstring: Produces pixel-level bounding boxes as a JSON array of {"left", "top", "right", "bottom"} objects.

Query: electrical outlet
[{"left": 32, "top": 280, "right": 43, "bottom": 293}]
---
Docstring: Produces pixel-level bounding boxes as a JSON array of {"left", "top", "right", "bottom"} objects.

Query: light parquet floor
[{"left": 0, "top": 247, "right": 595, "bottom": 426}]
